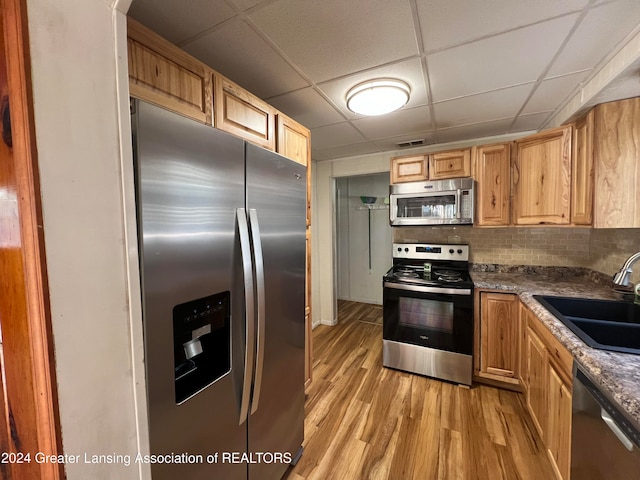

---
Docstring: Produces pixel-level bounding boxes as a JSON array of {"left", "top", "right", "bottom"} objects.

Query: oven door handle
[{"left": 384, "top": 282, "right": 471, "bottom": 295}]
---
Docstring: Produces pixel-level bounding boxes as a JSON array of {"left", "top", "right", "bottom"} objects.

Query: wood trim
[
  {"left": 571, "top": 110, "right": 594, "bottom": 225},
  {"left": 1, "top": 0, "right": 63, "bottom": 478}
]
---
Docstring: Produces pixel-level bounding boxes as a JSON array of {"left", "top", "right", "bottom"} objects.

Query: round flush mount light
[{"left": 346, "top": 79, "right": 410, "bottom": 116}]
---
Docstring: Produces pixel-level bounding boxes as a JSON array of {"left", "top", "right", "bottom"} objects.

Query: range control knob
[
  {"left": 404, "top": 247, "right": 409, "bottom": 252},
  {"left": 449, "top": 249, "right": 454, "bottom": 254},
  {"left": 397, "top": 247, "right": 402, "bottom": 252},
  {"left": 457, "top": 249, "right": 463, "bottom": 254}
]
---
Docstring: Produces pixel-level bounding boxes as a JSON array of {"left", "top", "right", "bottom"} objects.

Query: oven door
[{"left": 383, "top": 282, "right": 473, "bottom": 355}]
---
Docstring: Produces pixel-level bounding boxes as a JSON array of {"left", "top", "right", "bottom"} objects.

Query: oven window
[
  {"left": 397, "top": 195, "right": 456, "bottom": 219},
  {"left": 398, "top": 296, "right": 453, "bottom": 332}
]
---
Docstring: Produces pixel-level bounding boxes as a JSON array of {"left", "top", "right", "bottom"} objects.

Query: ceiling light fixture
[{"left": 346, "top": 79, "right": 410, "bottom": 116}]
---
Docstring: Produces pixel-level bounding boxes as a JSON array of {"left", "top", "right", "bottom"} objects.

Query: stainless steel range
[{"left": 382, "top": 243, "right": 473, "bottom": 385}]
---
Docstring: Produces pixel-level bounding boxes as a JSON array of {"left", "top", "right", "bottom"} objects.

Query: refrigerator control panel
[{"left": 173, "top": 291, "right": 230, "bottom": 404}]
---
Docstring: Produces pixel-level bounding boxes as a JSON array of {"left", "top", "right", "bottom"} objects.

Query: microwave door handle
[{"left": 456, "top": 189, "right": 461, "bottom": 219}]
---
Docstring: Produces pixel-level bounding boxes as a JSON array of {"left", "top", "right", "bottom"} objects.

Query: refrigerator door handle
[
  {"left": 237, "top": 208, "right": 255, "bottom": 426},
  {"left": 248, "top": 209, "right": 266, "bottom": 414}
]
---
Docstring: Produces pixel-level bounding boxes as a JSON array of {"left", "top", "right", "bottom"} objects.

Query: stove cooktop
[
  {"left": 383, "top": 264, "right": 473, "bottom": 288},
  {"left": 384, "top": 243, "right": 473, "bottom": 289}
]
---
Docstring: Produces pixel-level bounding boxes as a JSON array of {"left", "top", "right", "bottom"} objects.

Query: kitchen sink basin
[{"left": 533, "top": 296, "right": 640, "bottom": 355}]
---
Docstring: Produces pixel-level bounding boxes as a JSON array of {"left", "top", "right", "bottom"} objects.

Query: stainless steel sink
[{"left": 534, "top": 296, "right": 640, "bottom": 355}]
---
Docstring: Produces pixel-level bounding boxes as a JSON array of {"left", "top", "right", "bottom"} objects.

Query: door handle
[
  {"left": 248, "top": 209, "right": 265, "bottom": 415},
  {"left": 237, "top": 208, "right": 255, "bottom": 426},
  {"left": 456, "top": 189, "right": 461, "bottom": 219}
]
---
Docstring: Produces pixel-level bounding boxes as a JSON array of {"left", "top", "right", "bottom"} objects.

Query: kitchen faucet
[{"left": 613, "top": 251, "right": 640, "bottom": 286}]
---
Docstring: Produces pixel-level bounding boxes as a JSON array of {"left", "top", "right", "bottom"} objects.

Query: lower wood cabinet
[
  {"left": 478, "top": 297, "right": 573, "bottom": 479},
  {"left": 521, "top": 302, "right": 573, "bottom": 480},
  {"left": 525, "top": 323, "right": 548, "bottom": 437},
  {"left": 478, "top": 292, "right": 520, "bottom": 386},
  {"left": 547, "top": 361, "right": 572, "bottom": 480}
]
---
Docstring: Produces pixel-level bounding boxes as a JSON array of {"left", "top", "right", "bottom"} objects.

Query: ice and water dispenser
[{"left": 173, "top": 291, "right": 231, "bottom": 404}]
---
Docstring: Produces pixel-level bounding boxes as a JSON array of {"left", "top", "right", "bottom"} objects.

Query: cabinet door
[
  {"left": 547, "top": 363, "right": 572, "bottom": 480},
  {"left": 276, "top": 113, "right": 310, "bottom": 167},
  {"left": 519, "top": 303, "right": 529, "bottom": 395},
  {"left": 513, "top": 126, "right": 572, "bottom": 225},
  {"left": 479, "top": 292, "right": 519, "bottom": 384},
  {"left": 526, "top": 325, "right": 548, "bottom": 439},
  {"left": 593, "top": 97, "right": 640, "bottom": 228},
  {"left": 571, "top": 111, "right": 594, "bottom": 225},
  {"left": 474, "top": 143, "right": 511, "bottom": 226},
  {"left": 214, "top": 74, "right": 275, "bottom": 150},
  {"left": 277, "top": 113, "right": 311, "bottom": 226},
  {"left": 390, "top": 154, "right": 428, "bottom": 183},
  {"left": 428, "top": 148, "right": 471, "bottom": 179},
  {"left": 127, "top": 18, "right": 212, "bottom": 124}
]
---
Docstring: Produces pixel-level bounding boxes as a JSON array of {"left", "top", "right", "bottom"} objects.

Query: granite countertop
[{"left": 470, "top": 266, "right": 640, "bottom": 429}]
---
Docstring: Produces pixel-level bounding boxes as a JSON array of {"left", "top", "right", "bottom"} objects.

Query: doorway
[{"left": 335, "top": 173, "right": 392, "bottom": 306}]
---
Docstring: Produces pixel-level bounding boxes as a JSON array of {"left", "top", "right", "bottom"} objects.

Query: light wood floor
[{"left": 284, "top": 300, "right": 555, "bottom": 480}]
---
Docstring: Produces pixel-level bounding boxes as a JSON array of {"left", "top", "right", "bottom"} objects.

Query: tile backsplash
[{"left": 393, "top": 226, "right": 640, "bottom": 284}]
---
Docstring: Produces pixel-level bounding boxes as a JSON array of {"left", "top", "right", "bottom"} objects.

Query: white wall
[{"left": 26, "top": 0, "right": 149, "bottom": 478}]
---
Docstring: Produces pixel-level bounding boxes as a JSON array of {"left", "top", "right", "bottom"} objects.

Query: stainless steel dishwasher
[{"left": 571, "top": 367, "right": 640, "bottom": 479}]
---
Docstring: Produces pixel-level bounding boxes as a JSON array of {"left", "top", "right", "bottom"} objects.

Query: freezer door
[
  {"left": 133, "top": 100, "right": 247, "bottom": 480},
  {"left": 245, "top": 144, "right": 306, "bottom": 480}
]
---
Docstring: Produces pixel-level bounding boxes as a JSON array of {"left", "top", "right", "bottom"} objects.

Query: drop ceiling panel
[
  {"left": 417, "top": 0, "right": 588, "bottom": 53},
  {"left": 311, "top": 122, "right": 367, "bottom": 150},
  {"left": 317, "top": 142, "right": 381, "bottom": 160},
  {"left": 433, "top": 84, "right": 533, "bottom": 128},
  {"left": 266, "top": 87, "right": 345, "bottom": 129},
  {"left": 351, "top": 106, "right": 433, "bottom": 139},
  {"left": 248, "top": 0, "right": 419, "bottom": 83},
  {"left": 372, "top": 131, "right": 437, "bottom": 152},
  {"left": 128, "top": 0, "right": 236, "bottom": 44},
  {"left": 229, "top": 0, "right": 265, "bottom": 12},
  {"left": 316, "top": 58, "right": 428, "bottom": 119},
  {"left": 182, "top": 17, "right": 309, "bottom": 99},
  {"left": 548, "top": 0, "right": 640, "bottom": 77},
  {"left": 522, "top": 71, "right": 590, "bottom": 115},
  {"left": 436, "top": 118, "right": 514, "bottom": 144},
  {"left": 427, "top": 14, "right": 578, "bottom": 102},
  {"left": 511, "top": 112, "right": 553, "bottom": 132}
]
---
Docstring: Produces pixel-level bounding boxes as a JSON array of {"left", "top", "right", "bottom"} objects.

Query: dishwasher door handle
[{"left": 601, "top": 408, "right": 634, "bottom": 451}]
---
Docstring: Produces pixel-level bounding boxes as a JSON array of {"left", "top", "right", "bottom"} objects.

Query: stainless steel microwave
[{"left": 389, "top": 177, "right": 474, "bottom": 226}]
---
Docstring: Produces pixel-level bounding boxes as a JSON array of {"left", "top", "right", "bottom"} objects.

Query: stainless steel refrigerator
[{"left": 131, "top": 99, "right": 305, "bottom": 480}]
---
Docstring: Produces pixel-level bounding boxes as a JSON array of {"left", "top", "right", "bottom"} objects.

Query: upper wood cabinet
[
  {"left": 478, "top": 292, "right": 520, "bottom": 386},
  {"left": 428, "top": 148, "right": 471, "bottom": 179},
  {"left": 276, "top": 113, "right": 310, "bottom": 167},
  {"left": 214, "top": 74, "right": 275, "bottom": 151},
  {"left": 390, "top": 154, "right": 428, "bottom": 183},
  {"left": 571, "top": 110, "right": 594, "bottom": 225},
  {"left": 512, "top": 126, "right": 572, "bottom": 225},
  {"left": 127, "top": 18, "right": 212, "bottom": 125},
  {"left": 474, "top": 143, "right": 511, "bottom": 226},
  {"left": 276, "top": 113, "right": 311, "bottom": 226},
  {"left": 593, "top": 97, "right": 640, "bottom": 228}
]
